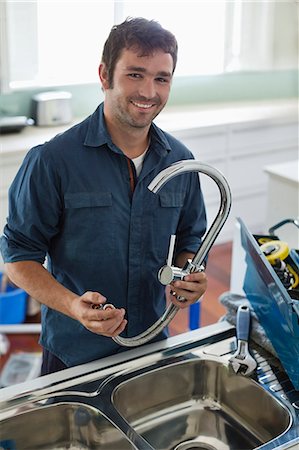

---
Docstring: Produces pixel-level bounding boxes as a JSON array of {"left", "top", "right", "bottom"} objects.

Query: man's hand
[
  {"left": 170, "top": 271, "right": 207, "bottom": 309},
  {"left": 4, "top": 261, "right": 127, "bottom": 337},
  {"left": 71, "top": 291, "right": 127, "bottom": 337}
]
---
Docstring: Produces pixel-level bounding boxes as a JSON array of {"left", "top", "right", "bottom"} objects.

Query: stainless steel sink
[
  {"left": 0, "top": 323, "right": 298, "bottom": 450},
  {"left": 112, "top": 358, "right": 291, "bottom": 450},
  {"left": 0, "top": 402, "right": 133, "bottom": 450}
]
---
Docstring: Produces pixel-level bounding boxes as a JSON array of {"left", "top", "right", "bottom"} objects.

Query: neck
[{"left": 104, "top": 114, "right": 150, "bottom": 159}]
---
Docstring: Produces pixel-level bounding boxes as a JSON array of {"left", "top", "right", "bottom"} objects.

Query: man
[{"left": 0, "top": 18, "right": 207, "bottom": 375}]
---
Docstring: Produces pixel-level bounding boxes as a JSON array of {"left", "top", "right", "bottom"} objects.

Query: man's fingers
[
  {"left": 74, "top": 291, "right": 128, "bottom": 337},
  {"left": 86, "top": 307, "right": 126, "bottom": 335},
  {"left": 88, "top": 316, "right": 127, "bottom": 336},
  {"left": 89, "top": 305, "right": 124, "bottom": 321},
  {"left": 81, "top": 290, "right": 107, "bottom": 307},
  {"left": 110, "top": 318, "right": 128, "bottom": 336}
]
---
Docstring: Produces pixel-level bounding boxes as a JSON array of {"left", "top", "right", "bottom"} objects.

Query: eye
[
  {"left": 156, "top": 77, "right": 170, "bottom": 84},
  {"left": 128, "top": 73, "right": 142, "bottom": 79}
]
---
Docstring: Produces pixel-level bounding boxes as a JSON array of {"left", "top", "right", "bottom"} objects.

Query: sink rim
[
  {"left": 111, "top": 354, "right": 292, "bottom": 449},
  {"left": 0, "top": 400, "right": 135, "bottom": 449},
  {"left": 0, "top": 324, "right": 298, "bottom": 450},
  {"left": 0, "top": 322, "right": 235, "bottom": 408}
]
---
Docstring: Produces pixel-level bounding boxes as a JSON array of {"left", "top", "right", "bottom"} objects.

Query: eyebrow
[{"left": 125, "top": 65, "right": 172, "bottom": 78}]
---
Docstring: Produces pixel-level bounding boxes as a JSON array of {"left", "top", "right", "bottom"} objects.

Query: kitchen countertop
[
  {"left": 1, "top": 99, "right": 297, "bottom": 155},
  {"left": 155, "top": 98, "right": 298, "bottom": 130},
  {"left": 264, "top": 160, "right": 299, "bottom": 185}
]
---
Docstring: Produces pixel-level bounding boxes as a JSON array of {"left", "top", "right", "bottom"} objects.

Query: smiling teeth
[{"left": 132, "top": 102, "right": 153, "bottom": 109}]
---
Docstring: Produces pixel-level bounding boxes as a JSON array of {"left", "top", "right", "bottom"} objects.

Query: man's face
[{"left": 101, "top": 47, "right": 173, "bottom": 130}]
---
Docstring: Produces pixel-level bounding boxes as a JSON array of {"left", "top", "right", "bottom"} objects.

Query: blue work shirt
[{"left": 0, "top": 103, "right": 207, "bottom": 366}]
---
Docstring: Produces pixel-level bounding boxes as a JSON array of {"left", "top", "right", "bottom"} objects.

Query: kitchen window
[{"left": 0, "top": 0, "right": 297, "bottom": 93}]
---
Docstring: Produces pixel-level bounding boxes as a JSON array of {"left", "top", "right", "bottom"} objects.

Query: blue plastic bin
[{"left": 0, "top": 272, "right": 28, "bottom": 324}]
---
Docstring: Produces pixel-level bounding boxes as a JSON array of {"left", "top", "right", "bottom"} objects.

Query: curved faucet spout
[
  {"left": 148, "top": 160, "right": 232, "bottom": 271},
  {"left": 113, "top": 159, "right": 232, "bottom": 347}
]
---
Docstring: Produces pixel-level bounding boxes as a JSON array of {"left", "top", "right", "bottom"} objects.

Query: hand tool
[{"left": 229, "top": 304, "right": 257, "bottom": 376}]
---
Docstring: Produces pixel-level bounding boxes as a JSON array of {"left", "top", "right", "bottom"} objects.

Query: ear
[{"left": 99, "top": 63, "right": 110, "bottom": 90}]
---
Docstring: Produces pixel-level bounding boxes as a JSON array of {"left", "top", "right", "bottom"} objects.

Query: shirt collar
[
  {"left": 84, "top": 102, "right": 172, "bottom": 155},
  {"left": 83, "top": 103, "right": 112, "bottom": 148},
  {"left": 150, "top": 122, "right": 172, "bottom": 155}
]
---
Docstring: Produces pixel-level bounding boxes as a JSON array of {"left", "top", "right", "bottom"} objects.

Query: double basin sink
[{"left": 0, "top": 322, "right": 298, "bottom": 449}]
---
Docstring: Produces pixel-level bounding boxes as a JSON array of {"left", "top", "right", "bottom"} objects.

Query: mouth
[{"left": 131, "top": 100, "right": 156, "bottom": 110}]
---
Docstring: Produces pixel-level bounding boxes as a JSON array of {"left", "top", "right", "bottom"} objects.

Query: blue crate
[{"left": 0, "top": 272, "right": 28, "bottom": 324}]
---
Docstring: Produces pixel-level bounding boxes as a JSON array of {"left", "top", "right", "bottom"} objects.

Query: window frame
[{"left": 1, "top": 0, "right": 297, "bottom": 94}]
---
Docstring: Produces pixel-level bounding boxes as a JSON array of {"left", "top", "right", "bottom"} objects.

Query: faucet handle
[
  {"left": 158, "top": 264, "right": 184, "bottom": 286},
  {"left": 159, "top": 234, "right": 199, "bottom": 287},
  {"left": 158, "top": 248, "right": 205, "bottom": 287},
  {"left": 158, "top": 234, "right": 181, "bottom": 285},
  {"left": 166, "top": 234, "right": 176, "bottom": 266}
]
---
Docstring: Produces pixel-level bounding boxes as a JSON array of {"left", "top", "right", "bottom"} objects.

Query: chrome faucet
[
  {"left": 149, "top": 160, "right": 232, "bottom": 294},
  {"left": 113, "top": 159, "right": 232, "bottom": 347}
]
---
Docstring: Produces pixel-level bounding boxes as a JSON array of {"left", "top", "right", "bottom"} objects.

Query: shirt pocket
[
  {"left": 63, "top": 192, "right": 115, "bottom": 257},
  {"left": 159, "top": 192, "right": 185, "bottom": 208},
  {"left": 64, "top": 192, "right": 112, "bottom": 209}
]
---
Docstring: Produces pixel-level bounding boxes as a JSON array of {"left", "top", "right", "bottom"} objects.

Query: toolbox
[{"left": 238, "top": 218, "right": 299, "bottom": 390}]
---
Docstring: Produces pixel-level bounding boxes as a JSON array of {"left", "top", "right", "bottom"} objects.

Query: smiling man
[
  {"left": 101, "top": 49, "right": 173, "bottom": 142},
  {"left": 0, "top": 18, "right": 207, "bottom": 375}
]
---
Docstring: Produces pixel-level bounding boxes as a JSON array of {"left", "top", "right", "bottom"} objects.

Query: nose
[{"left": 138, "top": 78, "right": 156, "bottom": 99}]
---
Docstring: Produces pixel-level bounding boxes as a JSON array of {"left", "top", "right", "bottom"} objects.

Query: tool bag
[{"left": 238, "top": 218, "right": 299, "bottom": 390}]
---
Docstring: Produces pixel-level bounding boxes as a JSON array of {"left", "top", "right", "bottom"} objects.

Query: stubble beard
[{"left": 119, "top": 99, "right": 165, "bottom": 130}]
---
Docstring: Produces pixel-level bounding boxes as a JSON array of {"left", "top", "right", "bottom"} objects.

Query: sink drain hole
[{"left": 174, "top": 441, "right": 218, "bottom": 450}]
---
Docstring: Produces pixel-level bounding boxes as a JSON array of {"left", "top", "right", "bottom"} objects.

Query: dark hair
[{"left": 101, "top": 17, "right": 178, "bottom": 86}]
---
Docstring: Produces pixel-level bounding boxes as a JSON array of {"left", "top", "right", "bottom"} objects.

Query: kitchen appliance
[
  {"left": 31, "top": 91, "right": 72, "bottom": 126},
  {"left": 0, "top": 116, "right": 34, "bottom": 134}
]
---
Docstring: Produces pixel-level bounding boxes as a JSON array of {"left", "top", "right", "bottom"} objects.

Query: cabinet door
[
  {"left": 229, "top": 121, "right": 298, "bottom": 156},
  {"left": 173, "top": 126, "right": 228, "bottom": 203},
  {"left": 172, "top": 125, "right": 227, "bottom": 163},
  {"left": 228, "top": 147, "right": 298, "bottom": 194},
  {"left": 225, "top": 120, "right": 298, "bottom": 239}
]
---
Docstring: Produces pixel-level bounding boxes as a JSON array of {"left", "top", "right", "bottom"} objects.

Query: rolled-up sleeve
[{"left": 0, "top": 145, "right": 62, "bottom": 264}]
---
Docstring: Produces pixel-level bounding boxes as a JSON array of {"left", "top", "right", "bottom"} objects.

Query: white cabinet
[
  {"left": 225, "top": 119, "right": 298, "bottom": 242},
  {"left": 166, "top": 105, "right": 298, "bottom": 243},
  {"left": 264, "top": 160, "right": 299, "bottom": 248}
]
